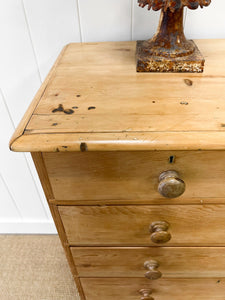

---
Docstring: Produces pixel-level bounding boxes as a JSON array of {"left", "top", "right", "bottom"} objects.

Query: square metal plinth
[{"left": 136, "top": 40, "right": 205, "bottom": 73}]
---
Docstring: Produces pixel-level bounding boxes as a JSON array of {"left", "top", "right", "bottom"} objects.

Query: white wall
[{"left": 0, "top": 0, "right": 224, "bottom": 234}]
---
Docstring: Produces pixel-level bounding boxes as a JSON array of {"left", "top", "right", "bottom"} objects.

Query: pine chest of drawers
[{"left": 10, "top": 40, "right": 225, "bottom": 299}]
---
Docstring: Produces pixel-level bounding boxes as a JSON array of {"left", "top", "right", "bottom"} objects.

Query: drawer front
[
  {"left": 44, "top": 151, "right": 225, "bottom": 202},
  {"left": 71, "top": 247, "right": 225, "bottom": 278},
  {"left": 59, "top": 205, "right": 225, "bottom": 246},
  {"left": 81, "top": 278, "right": 225, "bottom": 300}
]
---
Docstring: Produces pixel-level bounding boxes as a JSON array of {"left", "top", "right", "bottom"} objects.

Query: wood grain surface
[
  {"left": 71, "top": 247, "right": 225, "bottom": 278},
  {"left": 31, "top": 152, "right": 85, "bottom": 299},
  {"left": 44, "top": 151, "right": 225, "bottom": 201},
  {"left": 58, "top": 204, "right": 225, "bottom": 246},
  {"left": 9, "top": 40, "right": 225, "bottom": 300},
  {"left": 10, "top": 40, "right": 225, "bottom": 152},
  {"left": 81, "top": 277, "right": 225, "bottom": 300}
]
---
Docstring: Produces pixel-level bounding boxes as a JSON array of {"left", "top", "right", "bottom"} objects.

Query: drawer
[
  {"left": 58, "top": 205, "right": 225, "bottom": 246},
  {"left": 71, "top": 247, "right": 225, "bottom": 278},
  {"left": 80, "top": 278, "right": 225, "bottom": 300},
  {"left": 44, "top": 151, "right": 225, "bottom": 203}
]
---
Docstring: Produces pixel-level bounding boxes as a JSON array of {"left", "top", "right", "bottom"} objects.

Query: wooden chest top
[{"left": 10, "top": 40, "right": 225, "bottom": 152}]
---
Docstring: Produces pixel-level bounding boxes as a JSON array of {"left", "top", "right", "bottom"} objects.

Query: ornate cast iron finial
[{"left": 136, "top": 0, "right": 211, "bottom": 72}]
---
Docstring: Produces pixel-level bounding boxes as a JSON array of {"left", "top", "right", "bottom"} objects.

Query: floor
[{"left": 0, "top": 235, "right": 79, "bottom": 300}]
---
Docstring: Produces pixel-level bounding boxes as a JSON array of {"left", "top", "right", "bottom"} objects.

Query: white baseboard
[{"left": 0, "top": 220, "right": 57, "bottom": 234}]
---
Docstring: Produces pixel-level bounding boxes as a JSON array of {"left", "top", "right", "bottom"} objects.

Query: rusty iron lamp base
[
  {"left": 136, "top": 39, "right": 204, "bottom": 73},
  {"left": 136, "top": 1, "right": 211, "bottom": 73}
]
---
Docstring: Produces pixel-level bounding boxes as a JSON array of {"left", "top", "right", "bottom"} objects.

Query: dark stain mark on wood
[
  {"left": 52, "top": 123, "right": 58, "bottom": 126},
  {"left": 115, "top": 48, "right": 131, "bottom": 52},
  {"left": 221, "top": 124, "right": 225, "bottom": 127},
  {"left": 52, "top": 104, "right": 64, "bottom": 113},
  {"left": 81, "top": 264, "right": 92, "bottom": 267},
  {"left": 56, "top": 147, "right": 60, "bottom": 152},
  {"left": 72, "top": 106, "right": 79, "bottom": 109},
  {"left": 58, "top": 104, "right": 64, "bottom": 111},
  {"left": 88, "top": 106, "right": 96, "bottom": 110},
  {"left": 62, "top": 146, "right": 68, "bottom": 148},
  {"left": 80, "top": 142, "right": 88, "bottom": 152},
  {"left": 55, "top": 93, "right": 59, "bottom": 96},
  {"left": 64, "top": 108, "right": 74, "bottom": 114},
  {"left": 152, "top": 101, "right": 155, "bottom": 103},
  {"left": 217, "top": 280, "right": 221, "bottom": 283},
  {"left": 180, "top": 101, "right": 189, "bottom": 105},
  {"left": 76, "top": 94, "right": 81, "bottom": 97},
  {"left": 184, "top": 79, "right": 193, "bottom": 86},
  {"left": 52, "top": 104, "right": 74, "bottom": 114},
  {"left": 169, "top": 155, "right": 175, "bottom": 164}
]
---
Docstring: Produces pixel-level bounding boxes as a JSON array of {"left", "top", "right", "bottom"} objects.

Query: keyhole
[{"left": 169, "top": 155, "right": 175, "bottom": 164}]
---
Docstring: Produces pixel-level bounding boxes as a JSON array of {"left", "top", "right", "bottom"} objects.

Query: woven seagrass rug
[{"left": 0, "top": 235, "right": 79, "bottom": 300}]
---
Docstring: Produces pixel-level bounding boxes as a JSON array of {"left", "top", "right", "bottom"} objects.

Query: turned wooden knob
[
  {"left": 139, "top": 289, "right": 154, "bottom": 300},
  {"left": 149, "top": 221, "right": 171, "bottom": 244},
  {"left": 158, "top": 170, "right": 185, "bottom": 198},
  {"left": 144, "top": 260, "right": 162, "bottom": 280}
]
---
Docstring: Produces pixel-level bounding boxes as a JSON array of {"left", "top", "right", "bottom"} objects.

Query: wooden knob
[
  {"left": 139, "top": 289, "right": 154, "bottom": 300},
  {"left": 144, "top": 260, "right": 162, "bottom": 280},
  {"left": 158, "top": 170, "right": 185, "bottom": 198},
  {"left": 150, "top": 221, "right": 171, "bottom": 244}
]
